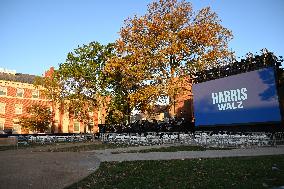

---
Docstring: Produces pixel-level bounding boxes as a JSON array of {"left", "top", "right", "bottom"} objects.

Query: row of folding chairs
[
  {"left": 101, "top": 132, "right": 279, "bottom": 147},
  {"left": 17, "top": 134, "right": 91, "bottom": 145}
]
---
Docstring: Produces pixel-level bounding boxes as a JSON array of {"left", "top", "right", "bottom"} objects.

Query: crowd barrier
[
  {"left": 100, "top": 132, "right": 284, "bottom": 148},
  {"left": 1, "top": 132, "right": 283, "bottom": 148},
  {"left": 0, "top": 134, "right": 96, "bottom": 146}
]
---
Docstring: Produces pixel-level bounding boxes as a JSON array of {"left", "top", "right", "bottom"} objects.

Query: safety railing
[{"left": 100, "top": 132, "right": 284, "bottom": 148}]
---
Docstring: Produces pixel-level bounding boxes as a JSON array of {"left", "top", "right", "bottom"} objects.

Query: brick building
[
  {"left": 169, "top": 76, "right": 194, "bottom": 122},
  {"left": 131, "top": 77, "right": 194, "bottom": 123},
  {"left": 0, "top": 68, "right": 106, "bottom": 134}
]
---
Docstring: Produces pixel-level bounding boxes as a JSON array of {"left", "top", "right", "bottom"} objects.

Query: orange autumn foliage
[{"left": 105, "top": 0, "right": 234, "bottom": 113}]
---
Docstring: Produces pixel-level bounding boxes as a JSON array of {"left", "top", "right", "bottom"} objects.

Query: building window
[
  {"left": 74, "top": 121, "right": 80, "bottom": 132},
  {"left": 0, "top": 86, "right": 7, "bottom": 96},
  {"left": 15, "top": 104, "right": 23, "bottom": 114},
  {"left": 88, "top": 120, "right": 94, "bottom": 132},
  {"left": 16, "top": 88, "right": 24, "bottom": 97},
  {"left": 0, "top": 118, "right": 4, "bottom": 130},
  {"left": 13, "top": 124, "right": 21, "bottom": 134},
  {"left": 0, "top": 103, "right": 5, "bottom": 114},
  {"left": 32, "top": 90, "right": 39, "bottom": 98}
]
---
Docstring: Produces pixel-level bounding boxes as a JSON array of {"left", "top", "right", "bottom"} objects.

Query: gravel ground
[{"left": 1, "top": 144, "right": 284, "bottom": 189}]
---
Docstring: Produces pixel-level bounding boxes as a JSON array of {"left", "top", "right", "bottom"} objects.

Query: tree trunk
[{"left": 126, "top": 98, "right": 131, "bottom": 124}]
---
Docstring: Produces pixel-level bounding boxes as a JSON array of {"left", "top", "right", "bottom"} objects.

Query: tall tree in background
[
  {"left": 35, "top": 0, "right": 234, "bottom": 124},
  {"left": 104, "top": 55, "right": 139, "bottom": 123},
  {"left": 36, "top": 42, "right": 115, "bottom": 130},
  {"left": 58, "top": 42, "right": 114, "bottom": 128},
  {"left": 34, "top": 67, "right": 62, "bottom": 132},
  {"left": 105, "top": 0, "right": 234, "bottom": 116},
  {"left": 17, "top": 104, "right": 52, "bottom": 133}
]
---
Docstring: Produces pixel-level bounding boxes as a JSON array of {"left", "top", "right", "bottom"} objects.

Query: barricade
[{"left": 100, "top": 132, "right": 282, "bottom": 148}]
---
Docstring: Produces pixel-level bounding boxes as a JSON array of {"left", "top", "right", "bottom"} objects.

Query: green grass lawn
[
  {"left": 112, "top": 145, "right": 232, "bottom": 154},
  {"left": 66, "top": 155, "right": 284, "bottom": 189}
]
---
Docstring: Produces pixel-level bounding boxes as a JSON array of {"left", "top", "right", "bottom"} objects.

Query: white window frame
[
  {"left": 0, "top": 103, "right": 5, "bottom": 114},
  {"left": 73, "top": 121, "right": 80, "bottom": 132},
  {"left": 16, "top": 88, "right": 24, "bottom": 98},
  {"left": 0, "top": 86, "right": 7, "bottom": 96},
  {"left": 32, "top": 89, "right": 39, "bottom": 98},
  {"left": 15, "top": 104, "right": 23, "bottom": 114}
]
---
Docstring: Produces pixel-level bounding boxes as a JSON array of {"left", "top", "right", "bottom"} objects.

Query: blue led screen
[{"left": 193, "top": 67, "right": 282, "bottom": 126}]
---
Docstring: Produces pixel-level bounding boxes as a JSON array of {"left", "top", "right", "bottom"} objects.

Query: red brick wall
[
  {"left": 0, "top": 75, "right": 108, "bottom": 133},
  {"left": 0, "top": 83, "right": 50, "bottom": 132},
  {"left": 169, "top": 77, "right": 194, "bottom": 121}
]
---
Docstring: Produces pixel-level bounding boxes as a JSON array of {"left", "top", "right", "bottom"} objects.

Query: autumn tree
[
  {"left": 103, "top": 61, "right": 137, "bottom": 123},
  {"left": 17, "top": 104, "right": 52, "bottom": 133},
  {"left": 105, "top": 0, "right": 234, "bottom": 116},
  {"left": 105, "top": 97, "right": 125, "bottom": 124},
  {"left": 35, "top": 0, "right": 234, "bottom": 124},
  {"left": 34, "top": 67, "right": 62, "bottom": 132}
]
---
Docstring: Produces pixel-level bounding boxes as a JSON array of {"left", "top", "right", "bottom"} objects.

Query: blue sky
[{"left": 0, "top": 0, "right": 283, "bottom": 75}]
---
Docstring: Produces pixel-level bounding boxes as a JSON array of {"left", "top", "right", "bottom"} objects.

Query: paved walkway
[
  {"left": 0, "top": 147, "right": 100, "bottom": 189},
  {"left": 92, "top": 145, "right": 284, "bottom": 162}
]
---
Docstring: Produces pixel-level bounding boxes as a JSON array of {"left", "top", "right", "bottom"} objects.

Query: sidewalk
[{"left": 92, "top": 145, "right": 284, "bottom": 162}]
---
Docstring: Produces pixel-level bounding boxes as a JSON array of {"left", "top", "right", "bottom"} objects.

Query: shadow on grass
[
  {"left": 66, "top": 155, "right": 284, "bottom": 189},
  {"left": 111, "top": 145, "right": 232, "bottom": 154}
]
